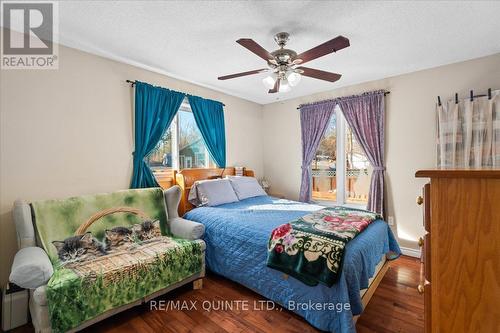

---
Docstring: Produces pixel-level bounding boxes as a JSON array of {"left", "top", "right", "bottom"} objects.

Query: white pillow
[
  {"left": 188, "top": 179, "right": 239, "bottom": 207},
  {"left": 227, "top": 176, "right": 267, "bottom": 200},
  {"left": 9, "top": 247, "right": 53, "bottom": 289}
]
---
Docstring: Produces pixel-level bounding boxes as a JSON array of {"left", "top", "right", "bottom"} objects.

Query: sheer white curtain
[{"left": 437, "top": 91, "right": 499, "bottom": 168}]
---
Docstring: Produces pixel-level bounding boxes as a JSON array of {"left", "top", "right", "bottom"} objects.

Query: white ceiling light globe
[
  {"left": 279, "top": 78, "right": 291, "bottom": 93},
  {"left": 262, "top": 75, "right": 276, "bottom": 89},
  {"left": 287, "top": 72, "right": 301, "bottom": 87}
]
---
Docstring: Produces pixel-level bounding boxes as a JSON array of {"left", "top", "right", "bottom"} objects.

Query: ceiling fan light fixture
[
  {"left": 287, "top": 71, "right": 301, "bottom": 87},
  {"left": 220, "top": 33, "right": 349, "bottom": 94},
  {"left": 279, "top": 78, "right": 291, "bottom": 93},
  {"left": 262, "top": 75, "right": 276, "bottom": 89}
]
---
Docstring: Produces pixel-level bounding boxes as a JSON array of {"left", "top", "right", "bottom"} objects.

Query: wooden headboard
[{"left": 174, "top": 167, "right": 255, "bottom": 216}]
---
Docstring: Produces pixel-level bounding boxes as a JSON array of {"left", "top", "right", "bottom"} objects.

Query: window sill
[
  {"left": 342, "top": 202, "right": 367, "bottom": 209},
  {"left": 151, "top": 168, "right": 174, "bottom": 189},
  {"left": 312, "top": 199, "right": 366, "bottom": 210}
]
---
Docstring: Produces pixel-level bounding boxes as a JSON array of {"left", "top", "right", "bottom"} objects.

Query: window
[
  {"left": 311, "top": 106, "right": 372, "bottom": 206},
  {"left": 146, "top": 99, "right": 213, "bottom": 173},
  {"left": 311, "top": 112, "right": 337, "bottom": 201},
  {"left": 344, "top": 125, "right": 372, "bottom": 204},
  {"left": 146, "top": 127, "right": 172, "bottom": 169},
  {"left": 178, "top": 110, "right": 213, "bottom": 169}
]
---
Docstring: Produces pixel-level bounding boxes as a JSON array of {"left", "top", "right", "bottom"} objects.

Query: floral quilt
[{"left": 267, "top": 206, "right": 381, "bottom": 286}]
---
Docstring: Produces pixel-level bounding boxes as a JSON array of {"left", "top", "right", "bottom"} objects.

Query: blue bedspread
[{"left": 185, "top": 196, "right": 401, "bottom": 333}]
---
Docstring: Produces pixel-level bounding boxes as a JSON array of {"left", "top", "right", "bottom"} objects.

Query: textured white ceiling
[{"left": 52, "top": 1, "right": 500, "bottom": 103}]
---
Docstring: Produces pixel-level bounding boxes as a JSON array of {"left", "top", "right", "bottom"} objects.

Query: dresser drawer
[
  {"left": 424, "top": 233, "right": 431, "bottom": 282},
  {"left": 424, "top": 282, "right": 432, "bottom": 333},
  {"left": 423, "top": 183, "right": 431, "bottom": 232},
  {"left": 417, "top": 183, "right": 431, "bottom": 231}
]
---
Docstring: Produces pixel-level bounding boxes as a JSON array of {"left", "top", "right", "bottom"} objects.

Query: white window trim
[
  {"left": 336, "top": 107, "right": 346, "bottom": 206},
  {"left": 312, "top": 106, "right": 365, "bottom": 209},
  {"left": 171, "top": 114, "right": 179, "bottom": 170},
  {"left": 205, "top": 148, "right": 211, "bottom": 168}
]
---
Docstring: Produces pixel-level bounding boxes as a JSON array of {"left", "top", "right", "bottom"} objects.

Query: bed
[{"left": 177, "top": 168, "right": 401, "bottom": 333}]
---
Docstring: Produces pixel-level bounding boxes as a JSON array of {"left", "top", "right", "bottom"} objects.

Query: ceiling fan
[{"left": 218, "top": 32, "right": 350, "bottom": 94}]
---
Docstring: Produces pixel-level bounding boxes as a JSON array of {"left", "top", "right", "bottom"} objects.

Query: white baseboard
[{"left": 400, "top": 246, "right": 421, "bottom": 258}]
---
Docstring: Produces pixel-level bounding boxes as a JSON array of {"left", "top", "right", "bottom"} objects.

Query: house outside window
[
  {"left": 146, "top": 98, "right": 214, "bottom": 174},
  {"left": 311, "top": 105, "right": 372, "bottom": 207}
]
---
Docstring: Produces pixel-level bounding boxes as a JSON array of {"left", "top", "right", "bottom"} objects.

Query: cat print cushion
[
  {"left": 105, "top": 220, "right": 161, "bottom": 252},
  {"left": 52, "top": 220, "right": 161, "bottom": 266},
  {"left": 52, "top": 232, "right": 105, "bottom": 264},
  {"left": 104, "top": 226, "right": 134, "bottom": 251},
  {"left": 30, "top": 188, "right": 169, "bottom": 264},
  {"left": 131, "top": 220, "right": 162, "bottom": 241},
  {"left": 28, "top": 189, "right": 207, "bottom": 333}
]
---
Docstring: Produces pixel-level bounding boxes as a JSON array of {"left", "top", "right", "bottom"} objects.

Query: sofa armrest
[
  {"left": 10, "top": 247, "right": 53, "bottom": 289},
  {"left": 169, "top": 217, "right": 205, "bottom": 240}
]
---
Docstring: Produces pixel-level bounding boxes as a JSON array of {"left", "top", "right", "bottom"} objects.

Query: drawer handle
[
  {"left": 417, "top": 284, "right": 425, "bottom": 294},
  {"left": 418, "top": 237, "right": 424, "bottom": 248},
  {"left": 416, "top": 196, "right": 424, "bottom": 205}
]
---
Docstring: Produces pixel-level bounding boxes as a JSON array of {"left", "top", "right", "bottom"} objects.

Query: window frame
[{"left": 312, "top": 106, "right": 367, "bottom": 209}]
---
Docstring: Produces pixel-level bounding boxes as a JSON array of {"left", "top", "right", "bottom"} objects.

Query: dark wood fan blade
[
  {"left": 298, "top": 67, "right": 342, "bottom": 82},
  {"left": 236, "top": 39, "right": 274, "bottom": 62},
  {"left": 268, "top": 78, "right": 280, "bottom": 93},
  {"left": 218, "top": 68, "right": 269, "bottom": 80},
  {"left": 294, "top": 36, "right": 350, "bottom": 64}
]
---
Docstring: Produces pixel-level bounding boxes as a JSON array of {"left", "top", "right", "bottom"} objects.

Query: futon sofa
[{"left": 10, "top": 186, "right": 205, "bottom": 333}]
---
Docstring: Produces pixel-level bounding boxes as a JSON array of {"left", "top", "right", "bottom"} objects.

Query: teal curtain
[
  {"left": 187, "top": 96, "right": 226, "bottom": 167},
  {"left": 131, "top": 81, "right": 185, "bottom": 188}
]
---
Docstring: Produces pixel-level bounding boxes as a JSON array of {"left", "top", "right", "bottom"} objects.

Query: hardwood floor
[
  {"left": 11, "top": 256, "right": 423, "bottom": 333},
  {"left": 356, "top": 256, "right": 424, "bottom": 333}
]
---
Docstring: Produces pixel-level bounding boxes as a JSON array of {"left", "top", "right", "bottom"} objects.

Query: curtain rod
[
  {"left": 126, "top": 80, "right": 226, "bottom": 106},
  {"left": 296, "top": 91, "right": 390, "bottom": 110},
  {"left": 437, "top": 88, "right": 496, "bottom": 106}
]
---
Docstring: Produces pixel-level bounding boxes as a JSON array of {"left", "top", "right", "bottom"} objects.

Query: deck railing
[
  {"left": 311, "top": 168, "right": 369, "bottom": 204},
  {"left": 311, "top": 169, "right": 369, "bottom": 177}
]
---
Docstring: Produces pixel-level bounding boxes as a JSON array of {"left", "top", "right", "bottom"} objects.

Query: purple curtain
[
  {"left": 337, "top": 90, "right": 386, "bottom": 216},
  {"left": 299, "top": 103, "right": 336, "bottom": 202}
]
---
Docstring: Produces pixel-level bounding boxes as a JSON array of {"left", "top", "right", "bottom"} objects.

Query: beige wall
[
  {"left": 262, "top": 53, "right": 500, "bottom": 251},
  {"left": 0, "top": 43, "right": 264, "bottom": 284}
]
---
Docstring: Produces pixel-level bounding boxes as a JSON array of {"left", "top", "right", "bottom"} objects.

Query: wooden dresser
[{"left": 415, "top": 169, "right": 500, "bottom": 333}]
